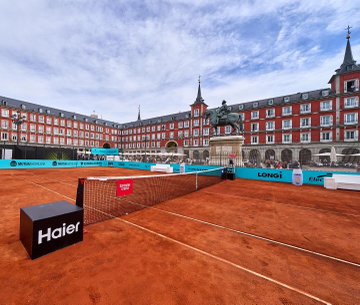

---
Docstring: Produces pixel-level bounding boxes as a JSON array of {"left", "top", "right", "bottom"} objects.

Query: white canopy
[
  {"left": 121, "top": 152, "right": 186, "bottom": 157},
  {"left": 313, "top": 152, "right": 345, "bottom": 157}
]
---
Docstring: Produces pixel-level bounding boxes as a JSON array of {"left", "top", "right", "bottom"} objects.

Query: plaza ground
[{"left": 0, "top": 168, "right": 359, "bottom": 305}]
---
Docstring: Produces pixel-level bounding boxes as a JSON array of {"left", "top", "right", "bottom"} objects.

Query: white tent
[{"left": 313, "top": 152, "right": 345, "bottom": 157}]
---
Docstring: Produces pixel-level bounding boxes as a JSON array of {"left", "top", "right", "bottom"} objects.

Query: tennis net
[{"left": 76, "top": 167, "right": 225, "bottom": 225}]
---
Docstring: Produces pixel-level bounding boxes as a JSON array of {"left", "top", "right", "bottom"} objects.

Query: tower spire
[
  {"left": 342, "top": 25, "right": 355, "bottom": 67},
  {"left": 193, "top": 75, "right": 205, "bottom": 105},
  {"left": 137, "top": 105, "right": 141, "bottom": 121},
  {"left": 336, "top": 25, "right": 359, "bottom": 74},
  {"left": 328, "top": 26, "right": 360, "bottom": 83}
]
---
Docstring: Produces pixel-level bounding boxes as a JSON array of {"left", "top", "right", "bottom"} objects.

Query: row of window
[
  {"left": 250, "top": 130, "right": 359, "bottom": 145},
  {"left": 0, "top": 109, "right": 119, "bottom": 133},
  {"left": 120, "top": 119, "right": 209, "bottom": 135},
  {"left": 237, "top": 90, "right": 332, "bottom": 110},
  {"left": 0, "top": 132, "right": 104, "bottom": 147},
  {"left": 247, "top": 113, "right": 359, "bottom": 132},
  {"left": 248, "top": 98, "right": 358, "bottom": 120},
  {"left": 122, "top": 128, "right": 211, "bottom": 142},
  {"left": 1, "top": 96, "right": 358, "bottom": 134},
  {"left": 122, "top": 139, "right": 209, "bottom": 149}
]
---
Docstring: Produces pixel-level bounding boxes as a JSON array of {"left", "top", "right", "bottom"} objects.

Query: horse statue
[{"left": 204, "top": 108, "right": 243, "bottom": 136}]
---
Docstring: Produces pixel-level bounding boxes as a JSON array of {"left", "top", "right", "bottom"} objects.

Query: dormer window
[
  {"left": 84, "top": 118, "right": 88, "bottom": 122},
  {"left": 344, "top": 79, "right": 359, "bottom": 93},
  {"left": 46, "top": 109, "right": 51, "bottom": 114},
  {"left": 321, "top": 90, "right": 329, "bottom": 97},
  {"left": 21, "top": 104, "right": 26, "bottom": 110},
  {"left": 302, "top": 93, "right": 308, "bottom": 100},
  {"left": 268, "top": 99, "right": 273, "bottom": 105},
  {"left": 73, "top": 115, "right": 77, "bottom": 120},
  {"left": 284, "top": 97, "right": 290, "bottom": 103},
  {"left": 60, "top": 112, "right": 64, "bottom": 118},
  {"left": 39, "top": 108, "right": 43, "bottom": 113},
  {"left": 239, "top": 104, "right": 244, "bottom": 110},
  {"left": 253, "top": 102, "right": 258, "bottom": 108}
]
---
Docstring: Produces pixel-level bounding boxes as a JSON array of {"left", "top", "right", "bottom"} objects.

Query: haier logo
[
  {"left": 38, "top": 222, "right": 81, "bottom": 245},
  {"left": 116, "top": 179, "right": 134, "bottom": 197},
  {"left": 257, "top": 171, "right": 282, "bottom": 179},
  {"left": 52, "top": 161, "right": 58, "bottom": 166},
  {"left": 10, "top": 161, "right": 17, "bottom": 167}
]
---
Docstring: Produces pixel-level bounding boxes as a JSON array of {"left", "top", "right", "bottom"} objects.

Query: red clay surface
[{"left": 0, "top": 168, "right": 359, "bottom": 305}]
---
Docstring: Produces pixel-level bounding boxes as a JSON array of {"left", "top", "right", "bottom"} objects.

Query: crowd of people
[
  {"left": 77, "top": 154, "right": 107, "bottom": 160},
  {"left": 244, "top": 159, "right": 300, "bottom": 169}
]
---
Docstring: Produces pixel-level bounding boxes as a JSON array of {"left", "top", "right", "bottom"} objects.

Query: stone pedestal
[{"left": 209, "top": 135, "right": 244, "bottom": 167}]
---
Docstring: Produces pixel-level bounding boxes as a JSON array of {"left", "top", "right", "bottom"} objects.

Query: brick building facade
[{"left": 0, "top": 33, "right": 359, "bottom": 163}]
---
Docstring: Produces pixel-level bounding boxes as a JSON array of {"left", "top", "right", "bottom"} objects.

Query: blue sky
[{"left": 0, "top": 0, "right": 359, "bottom": 123}]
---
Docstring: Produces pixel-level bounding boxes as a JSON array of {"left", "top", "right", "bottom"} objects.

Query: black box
[
  {"left": 227, "top": 172, "right": 235, "bottom": 180},
  {"left": 20, "top": 201, "right": 83, "bottom": 259}
]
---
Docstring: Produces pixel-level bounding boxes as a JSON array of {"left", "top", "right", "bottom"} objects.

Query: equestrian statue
[{"left": 204, "top": 100, "right": 243, "bottom": 136}]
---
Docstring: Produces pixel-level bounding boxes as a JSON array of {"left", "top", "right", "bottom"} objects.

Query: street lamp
[{"left": 12, "top": 110, "right": 26, "bottom": 146}]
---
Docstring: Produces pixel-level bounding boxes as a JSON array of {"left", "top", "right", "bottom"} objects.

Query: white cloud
[{"left": 0, "top": 0, "right": 359, "bottom": 123}]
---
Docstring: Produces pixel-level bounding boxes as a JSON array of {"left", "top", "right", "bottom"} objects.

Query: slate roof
[
  {"left": 0, "top": 95, "right": 123, "bottom": 128},
  {"left": 227, "top": 88, "right": 333, "bottom": 112},
  {"left": 1, "top": 87, "right": 333, "bottom": 130}
]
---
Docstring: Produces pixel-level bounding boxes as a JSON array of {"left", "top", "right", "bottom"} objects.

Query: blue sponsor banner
[
  {"left": 76, "top": 160, "right": 107, "bottom": 168},
  {"left": 0, "top": 160, "right": 108, "bottom": 169},
  {"left": 236, "top": 168, "right": 292, "bottom": 183},
  {"left": 91, "top": 148, "right": 119, "bottom": 156},
  {"left": 235, "top": 167, "right": 360, "bottom": 186},
  {"left": 1, "top": 159, "right": 359, "bottom": 188},
  {"left": 113, "top": 161, "right": 154, "bottom": 171},
  {"left": 112, "top": 162, "right": 219, "bottom": 173},
  {"left": 303, "top": 170, "right": 360, "bottom": 186},
  {"left": 0, "top": 160, "right": 53, "bottom": 169},
  {"left": 177, "top": 164, "right": 220, "bottom": 173}
]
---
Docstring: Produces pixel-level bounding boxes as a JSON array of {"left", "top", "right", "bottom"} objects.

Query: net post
[{"left": 76, "top": 178, "right": 85, "bottom": 208}]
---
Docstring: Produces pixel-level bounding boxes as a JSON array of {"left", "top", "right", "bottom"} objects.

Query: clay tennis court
[{"left": 0, "top": 167, "right": 359, "bottom": 305}]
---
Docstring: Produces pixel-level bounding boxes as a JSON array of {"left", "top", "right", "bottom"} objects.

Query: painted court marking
[
  {"left": 203, "top": 190, "right": 360, "bottom": 218},
  {"left": 24, "top": 178, "right": 333, "bottom": 303},
  {"left": 86, "top": 205, "right": 332, "bottom": 305},
  {"left": 30, "top": 181, "right": 76, "bottom": 203},
  {"left": 125, "top": 199, "right": 360, "bottom": 268},
  {"left": 30, "top": 179, "right": 360, "bottom": 268}
]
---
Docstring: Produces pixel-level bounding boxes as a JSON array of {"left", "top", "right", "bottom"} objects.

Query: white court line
[
  {"left": 85, "top": 205, "right": 332, "bottom": 305},
  {"left": 125, "top": 199, "right": 360, "bottom": 268},
  {"left": 203, "top": 190, "right": 360, "bottom": 218},
  {"left": 29, "top": 178, "right": 360, "bottom": 267},
  {"left": 22, "top": 180, "right": 332, "bottom": 304},
  {"left": 30, "top": 182, "right": 76, "bottom": 203}
]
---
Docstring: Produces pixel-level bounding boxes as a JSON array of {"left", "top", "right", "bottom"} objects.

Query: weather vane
[
  {"left": 198, "top": 75, "right": 201, "bottom": 84},
  {"left": 346, "top": 25, "right": 352, "bottom": 39}
]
